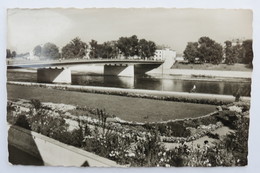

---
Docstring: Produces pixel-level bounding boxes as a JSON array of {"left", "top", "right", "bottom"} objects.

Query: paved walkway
[
  {"left": 149, "top": 68, "right": 252, "bottom": 79},
  {"left": 164, "top": 126, "right": 234, "bottom": 149}
]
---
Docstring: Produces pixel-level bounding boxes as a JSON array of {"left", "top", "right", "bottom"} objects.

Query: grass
[
  {"left": 172, "top": 63, "right": 252, "bottom": 71},
  {"left": 7, "top": 84, "right": 216, "bottom": 123}
]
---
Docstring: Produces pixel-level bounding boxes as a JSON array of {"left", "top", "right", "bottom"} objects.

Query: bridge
[{"left": 7, "top": 59, "right": 164, "bottom": 84}]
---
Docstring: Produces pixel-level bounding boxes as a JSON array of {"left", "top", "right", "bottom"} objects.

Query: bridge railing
[{"left": 7, "top": 58, "right": 164, "bottom": 67}]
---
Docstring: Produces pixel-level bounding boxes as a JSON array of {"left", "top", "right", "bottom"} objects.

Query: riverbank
[
  {"left": 7, "top": 81, "right": 251, "bottom": 104},
  {"left": 171, "top": 63, "right": 252, "bottom": 71},
  {"left": 148, "top": 68, "right": 252, "bottom": 79}
]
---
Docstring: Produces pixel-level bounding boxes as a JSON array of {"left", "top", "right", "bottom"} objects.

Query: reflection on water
[
  {"left": 7, "top": 71, "right": 251, "bottom": 96},
  {"left": 72, "top": 74, "right": 251, "bottom": 96}
]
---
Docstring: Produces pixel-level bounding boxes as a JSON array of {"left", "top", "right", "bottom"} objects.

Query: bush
[
  {"left": 206, "top": 132, "right": 220, "bottom": 139},
  {"left": 7, "top": 99, "right": 249, "bottom": 167},
  {"left": 30, "top": 99, "right": 42, "bottom": 110},
  {"left": 167, "top": 121, "right": 191, "bottom": 137},
  {"left": 14, "top": 114, "right": 31, "bottom": 130},
  {"left": 216, "top": 110, "right": 239, "bottom": 129}
]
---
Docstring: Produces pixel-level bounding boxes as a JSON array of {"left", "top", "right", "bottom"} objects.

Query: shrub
[
  {"left": 167, "top": 121, "right": 191, "bottom": 137},
  {"left": 206, "top": 132, "right": 220, "bottom": 139},
  {"left": 30, "top": 99, "right": 42, "bottom": 110},
  {"left": 14, "top": 114, "right": 31, "bottom": 130}
]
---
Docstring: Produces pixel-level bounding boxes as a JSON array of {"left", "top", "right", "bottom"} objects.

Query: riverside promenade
[{"left": 149, "top": 68, "right": 252, "bottom": 79}]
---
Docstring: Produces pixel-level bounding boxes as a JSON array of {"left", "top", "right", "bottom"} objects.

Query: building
[{"left": 153, "top": 48, "right": 176, "bottom": 61}]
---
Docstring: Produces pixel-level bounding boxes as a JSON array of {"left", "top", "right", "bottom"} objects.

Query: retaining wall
[{"left": 8, "top": 124, "right": 123, "bottom": 167}]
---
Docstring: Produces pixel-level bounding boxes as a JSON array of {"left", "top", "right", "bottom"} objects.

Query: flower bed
[{"left": 7, "top": 99, "right": 249, "bottom": 167}]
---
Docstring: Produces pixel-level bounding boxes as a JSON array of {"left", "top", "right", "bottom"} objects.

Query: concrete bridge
[{"left": 7, "top": 59, "right": 164, "bottom": 84}]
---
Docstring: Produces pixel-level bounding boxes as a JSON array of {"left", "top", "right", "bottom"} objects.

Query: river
[{"left": 7, "top": 70, "right": 251, "bottom": 96}]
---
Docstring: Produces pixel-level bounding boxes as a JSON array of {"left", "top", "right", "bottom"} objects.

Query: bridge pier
[
  {"left": 104, "top": 64, "right": 134, "bottom": 77},
  {"left": 37, "top": 67, "right": 71, "bottom": 84}
]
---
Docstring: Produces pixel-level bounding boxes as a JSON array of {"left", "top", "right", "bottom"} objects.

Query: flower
[
  {"left": 165, "top": 164, "right": 170, "bottom": 167},
  {"left": 128, "top": 153, "right": 135, "bottom": 157}
]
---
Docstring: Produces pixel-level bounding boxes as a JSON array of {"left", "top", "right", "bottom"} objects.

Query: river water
[{"left": 8, "top": 70, "right": 251, "bottom": 96}]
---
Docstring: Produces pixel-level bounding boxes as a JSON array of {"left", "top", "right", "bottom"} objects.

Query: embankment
[
  {"left": 148, "top": 68, "right": 252, "bottom": 79},
  {"left": 7, "top": 81, "right": 250, "bottom": 104}
]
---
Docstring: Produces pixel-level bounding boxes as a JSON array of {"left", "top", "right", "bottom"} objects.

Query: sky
[{"left": 7, "top": 8, "right": 253, "bottom": 54}]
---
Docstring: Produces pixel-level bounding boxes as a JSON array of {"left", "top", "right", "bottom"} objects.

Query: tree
[
  {"left": 232, "top": 44, "right": 243, "bottom": 63},
  {"left": 117, "top": 35, "right": 139, "bottom": 58},
  {"left": 210, "top": 42, "right": 223, "bottom": 64},
  {"left": 224, "top": 40, "right": 245, "bottom": 65},
  {"left": 6, "top": 49, "right": 12, "bottom": 58},
  {"left": 183, "top": 37, "right": 223, "bottom": 64},
  {"left": 242, "top": 39, "right": 253, "bottom": 67},
  {"left": 33, "top": 45, "right": 42, "bottom": 57},
  {"left": 11, "top": 51, "right": 17, "bottom": 58},
  {"left": 197, "top": 37, "right": 223, "bottom": 64},
  {"left": 138, "top": 39, "right": 156, "bottom": 59},
  {"left": 100, "top": 41, "right": 119, "bottom": 59},
  {"left": 128, "top": 35, "right": 139, "bottom": 57},
  {"left": 42, "top": 43, "right": 60, "bottom": 60},
  {"left": 61, "top": 37, "right": 88, "bottom": 59},
  {"left": 89, "top": 39, "right": 99, "bottom": 59},
  {"left": 89, "top": 40, "right": 119, "bottom": 59},
  {"left": 224, "top": 41, "right": 233, "bottom": 64},
  {"left": 183, "top": 42, "right": 199, "bottom": 63}
]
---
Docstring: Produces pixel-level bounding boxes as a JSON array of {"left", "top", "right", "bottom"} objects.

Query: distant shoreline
[{"left": 148, "top": 68, "right": 252, "bottom": 80}]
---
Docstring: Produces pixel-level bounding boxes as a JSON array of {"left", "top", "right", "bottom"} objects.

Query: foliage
[
  {"left": 183, "top": 37, "right": 223, "bottom": 64},
  {"left": 6, "top": 49, "right": 17, "bottom": 59},
  {"left": 242, "top": 39, "right": 253, "bottom": 67},
  {"left": 206, "top": 132, "right": 220, "bottom": 139},
  {"left": 183, "top": 42, "right": 199, "bottom": 63},
  {"left": 42, "top": 42, "right": 60, "bottom": 60},
  {"left": 138, "top": 39, "right": 156, "bottom": 59},
  {"left": 30, "top": 99, "right": 42, "bottom": 111},
  {"left": 7, "top": 99, "right": 249, "bottom": 167},
  {"left": 117, "top": 35, "right": 139, "bottom": 58},
  {"left": 116, "top": 35, "right": 157, "bottom": 59},
  {"left": 61, "top": 37, "right": 88, "bottom": 59},
  {"left": 33, "top": 45, "right": 42, "bottom": 57},
  {"left": 89, "top": 40, "right": 119, "bottom": 59},
  {"left": 197, "top": 37, "right": 223, "bottom": 64},
  {"left": 88, "top": 39, "right": 99, "bottom": 58},
  {"left": 14, "top": 114, "right": 31, "bottom": 130},
  {"left": 224, "top": 41, "right": 244, "bottom": 65},
  {"left": 221, "top": 116, "right": 249, "bottom": 166},
  {"left": 224, "top": 39, "right": 253, "bottom": 67}
]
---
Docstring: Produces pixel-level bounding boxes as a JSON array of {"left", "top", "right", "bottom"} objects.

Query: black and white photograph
[{"left": 5, "top": 7, "right": 254, "bottom": 168}]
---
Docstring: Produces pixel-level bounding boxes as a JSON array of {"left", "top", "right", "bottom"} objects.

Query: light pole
[{"left": 161, "top": 59, "right": 164, "bottom": 91}]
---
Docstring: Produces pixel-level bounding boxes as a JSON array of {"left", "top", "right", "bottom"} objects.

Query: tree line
[
  {"left": 183, "top": 36, "right": 253, "bottom": 67},
  {"left": 6, "top": 49, "right": 17, "bottom": 59},
  {"left": 9, "top": 35, "right": 157, "bottom": 60}
]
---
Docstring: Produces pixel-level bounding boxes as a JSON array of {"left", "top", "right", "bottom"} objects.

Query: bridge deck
[{"left": 7, "top": 59, "right": 164, "bottom": 69}]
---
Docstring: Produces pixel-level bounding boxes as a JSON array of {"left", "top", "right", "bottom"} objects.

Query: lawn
[
  {"left": 172, "top": 63, "right": 252, "bottom": 71},
  {"left": 7, "top": 84, "right": 216, "bottom": 123}
]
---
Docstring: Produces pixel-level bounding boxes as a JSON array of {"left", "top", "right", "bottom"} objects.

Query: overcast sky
[{"left": 7, "top": 8, "right": 252, "bottom": 54}]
